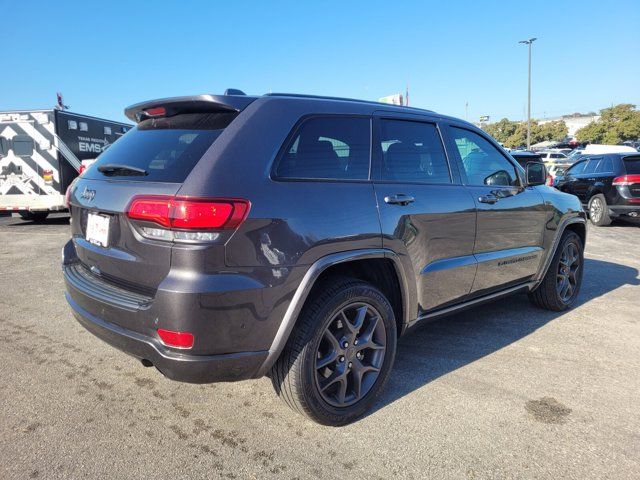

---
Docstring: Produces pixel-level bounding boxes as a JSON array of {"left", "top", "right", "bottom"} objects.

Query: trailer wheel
[{"left": 19, "top": 211, "right": 49, "bottom": 222}]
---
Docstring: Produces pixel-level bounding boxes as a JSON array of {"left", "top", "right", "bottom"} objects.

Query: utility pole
[{"left": 519, "top": 37, "right": 537, "bottom": 150}]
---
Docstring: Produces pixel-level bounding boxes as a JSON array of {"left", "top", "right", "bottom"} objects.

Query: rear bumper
[
  {"left": 66, "top": 291, "right": 268, "bottom": 383},
  {"left": 608, "top": 204, "right": 640, "bottom": 216}
]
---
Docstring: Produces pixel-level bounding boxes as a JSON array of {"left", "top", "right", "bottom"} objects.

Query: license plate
[{"left": 86, "top": 213, "right": 110, "bottom": 247}]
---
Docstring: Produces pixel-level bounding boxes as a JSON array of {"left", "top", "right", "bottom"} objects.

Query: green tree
[
  {"left": 484, "top": 118, "right": 518, "bottom": 144},
  {"left": 535, "top": 120, "right": 568, "bottom": 143},
  {"left": 576, "top": 104, "right": 640, "bottom": 144},
  {"left": 484, "top": 119, "right": 567, "bottom": 148}
]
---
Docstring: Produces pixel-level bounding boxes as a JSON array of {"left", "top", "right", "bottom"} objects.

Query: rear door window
[
  {"left": 378, "top": 119, "right": 451, "bottom": 183},
  {"left": 274, "top": 116, "right": 370, "bottom": 180},
  {"left": 85, "top": 112, "right": 237, "bottom": 182},
  {"left": 567, "top": 160, "right": 587, "bottom": 175},
  {"left": 624, "top": 157, "right": 640, "bottom": 174},
  {"left": 583, "top": 157, "right": 602, "bottom": 174}
]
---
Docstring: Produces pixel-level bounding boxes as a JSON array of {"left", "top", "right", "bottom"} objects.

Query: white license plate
[{"left": 86, "top": 213, "right": 110, "bottom": 247}]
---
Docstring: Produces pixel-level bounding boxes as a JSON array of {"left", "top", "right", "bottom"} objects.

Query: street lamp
[{"left": 519, "top": 37, "right": 537, "bottom": 150}]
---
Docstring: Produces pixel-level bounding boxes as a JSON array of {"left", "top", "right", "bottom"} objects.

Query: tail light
[
  {"left": 144, "top": 107, "right": 166, "bottom": 117},
  {"left": 613, "top": 174, "right": 640, "bottom": 186},
  {"left": 157, "top": 329, "right": 194, "bottom": 349},
  {"left": 127, "top": 195, "right": 250, "bottom": 242}
]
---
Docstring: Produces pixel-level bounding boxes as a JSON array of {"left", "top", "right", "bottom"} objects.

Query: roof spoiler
[{"left": 124, "top": 93, "right": 257, "bottom": 122}]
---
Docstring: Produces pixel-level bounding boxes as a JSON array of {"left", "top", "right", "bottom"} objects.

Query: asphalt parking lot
[{"left": 0, "top": 213, "right": 638, "bottom": 479}]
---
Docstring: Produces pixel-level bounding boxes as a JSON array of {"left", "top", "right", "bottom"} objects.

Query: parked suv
[
  {"left": 554, "top": 153, "right": 640, "bottom": 225},
  {"left": 63, "top": 92, "right": 587, "bottom": 425}
]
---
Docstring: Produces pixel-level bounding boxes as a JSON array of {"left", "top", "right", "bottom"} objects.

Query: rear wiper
[{"left": 97, "top": 164, "right": 148, "bottom": 176}]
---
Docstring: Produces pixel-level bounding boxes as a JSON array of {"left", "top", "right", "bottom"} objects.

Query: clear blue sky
[{"left": 2, "top": 0, "right": 638, "bottom": 124}]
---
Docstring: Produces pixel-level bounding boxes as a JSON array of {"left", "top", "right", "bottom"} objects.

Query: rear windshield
[
  {"left": 623, "top": 157, "right": 640, "bottom": 174},
  {"left": 85, "top": 112, "right": 237, "bottom": 182}
]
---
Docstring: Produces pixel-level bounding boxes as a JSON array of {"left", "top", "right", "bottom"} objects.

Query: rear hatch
[
  {"left": 69, "top": 108, "right": 240, "bottom": 291},
  {"left": 621, "top": 156, "right": 640, "bottom": 199}
]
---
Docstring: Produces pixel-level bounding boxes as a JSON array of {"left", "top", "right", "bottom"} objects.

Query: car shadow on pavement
[{"left": 369, "top": 258, "right": 639, "bottom": 418}]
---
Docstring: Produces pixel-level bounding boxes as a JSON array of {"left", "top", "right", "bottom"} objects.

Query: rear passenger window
[
  {"left": 12, "top": 135, "right": 34, "bottom": 157},
  {"left": 596, "top": 157, "right": 613, "bottom": 173},
  {"left": 379, "top": 120, "right": 450, "bottom": 183},
  {"left": 275, "top": 117, "right": 370, "bottom": 180},
  {"left": 450, "top": 127, "right": 518, "bottom": 186}
]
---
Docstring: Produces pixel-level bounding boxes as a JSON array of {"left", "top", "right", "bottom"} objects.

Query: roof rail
[
  {"left": 265, "top": 92, "right": 435, "bottom": 113},
  {"left": 124, "top": 94, "right": 257, "bottom": 122}
]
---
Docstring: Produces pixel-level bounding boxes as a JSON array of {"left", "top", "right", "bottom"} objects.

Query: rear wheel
[
  {"left": 588, "top": 194, "right": 611, "bottom": 226},
  {"left": 271, "top": 278, "right": 397, "bottom": 426},
  {"left": 19, "top": 211, "right": 49, "bottom": 222},
  {"left": 529, "top": 230, "right": 583, "bottom": 311}
]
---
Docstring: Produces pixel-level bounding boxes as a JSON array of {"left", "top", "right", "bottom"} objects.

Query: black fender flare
[{"left": 254, "top": 248, "right": 414, "bottom": 376}]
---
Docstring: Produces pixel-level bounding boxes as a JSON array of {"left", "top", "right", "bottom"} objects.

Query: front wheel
[
  {"left": 271, "top": 278, "right": 397, "bottom": 426},
  {"left": 529, "top": 230, "right": 584, "bottom": 311}
]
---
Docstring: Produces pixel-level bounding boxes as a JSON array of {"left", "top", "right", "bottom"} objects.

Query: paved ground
[{"left": 0, "top": 213, "right": 639, "bottom": 479}]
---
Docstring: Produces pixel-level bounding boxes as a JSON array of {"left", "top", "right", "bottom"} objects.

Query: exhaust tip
[{"left": 140, "top": 359, "right": 153, "bottom": 367}]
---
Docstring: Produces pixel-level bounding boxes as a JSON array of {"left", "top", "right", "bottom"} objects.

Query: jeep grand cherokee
[{"left": 63, "top": 91, "right": 586, "bottom": 425}]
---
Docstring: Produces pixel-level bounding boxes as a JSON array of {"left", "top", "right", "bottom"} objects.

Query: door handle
[
  {"left": 384, "top": 194, "right": 415, "bottom": 206},
  {"left": 478, "top": 194, "right": 499, "bottom": 204}
]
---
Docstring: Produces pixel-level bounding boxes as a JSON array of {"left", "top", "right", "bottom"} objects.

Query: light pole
[{"left": 519, "top": 37, "right": 537, "bottom": 150}]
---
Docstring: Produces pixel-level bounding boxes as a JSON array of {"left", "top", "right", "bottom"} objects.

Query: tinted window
[
  {"left": 379, "top": 120, "right": 450, "bottom": 183},
  {"left": 85, "top": 112, "right": 237, "bottom": 182},
  {"left": 12, "top": 135, "right": 34, "bottom": 156},
  {"left": 275, "top": 117, "right": 370, "bottom": 180},
  {"left": 596, "top": 157, "right": 613, "bottom": 173},
  {"left": 566, "top": 160, "right": 586, "bottom": 175},
  {"left": 0, "top": 137, "right": 8, "bottom": 156},
  {"left": 583, "top": 158, "right": 602, "bottom": 174},
  {"left": 451, "top": 127, "right": 518, "bottom": 186},
  {"left": 624, "top": 157, "right": 640, "bottom": 174}
]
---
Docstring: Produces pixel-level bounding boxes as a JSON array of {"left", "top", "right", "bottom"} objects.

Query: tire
[
  {"left": 19, "top": 211, "right": 49, "bottom": 222},
  {"left": 271, "top": 277, "right": 397, "bottom": 426},
  {"left": 528, "top": 230, "right": 584, "bottom": 311},
  {"left": 588, "top": 194, "right": 611, "bottom": 226}
]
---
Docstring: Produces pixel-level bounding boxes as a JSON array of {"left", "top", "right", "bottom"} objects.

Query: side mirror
[
  {"left": 484, "top": 170, "right": 512, "bottom": 186},
  {"left": 525, "top": 162, "right": 546, "bottom": 186}
]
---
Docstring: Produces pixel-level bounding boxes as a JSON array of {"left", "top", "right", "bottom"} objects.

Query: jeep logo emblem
[{"left": 80, "top": 187, "right": 96, "bottom": 201}]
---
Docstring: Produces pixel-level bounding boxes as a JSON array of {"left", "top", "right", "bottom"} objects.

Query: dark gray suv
[{"left": 63, "top": 91, "right": 586, "bottom": 425}]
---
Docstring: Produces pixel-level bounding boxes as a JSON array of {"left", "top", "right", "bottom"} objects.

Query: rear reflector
[
  {"left": 157, "top": 329, "right": 194, "bottom": 349},
  {"left": 613, "top": 174, "right": 640, "bottom": 186},
  {"left": 127, "top": 196, "right": 250, "bottom": 231}
]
